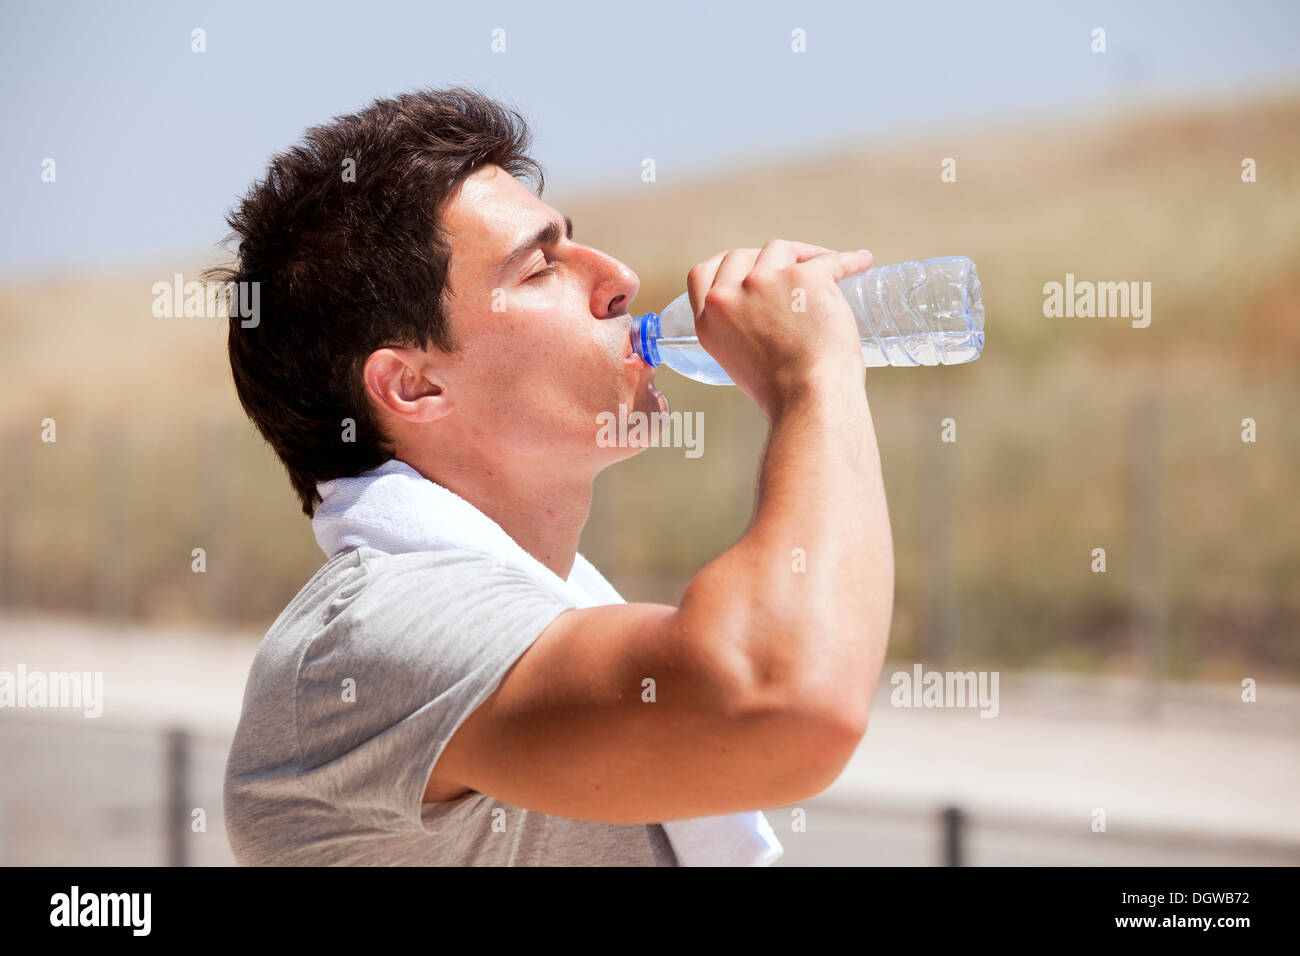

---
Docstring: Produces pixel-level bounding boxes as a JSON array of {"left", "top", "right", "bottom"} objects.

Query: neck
[{"left": 398, "top": 449, "right": 593, "bottom": 581}]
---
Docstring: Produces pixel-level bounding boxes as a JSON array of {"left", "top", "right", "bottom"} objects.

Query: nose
[{"left": 583, "top": 246, "right": 640, "bottom": 319}]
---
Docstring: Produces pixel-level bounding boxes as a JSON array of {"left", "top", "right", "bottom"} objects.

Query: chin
[
  {"left": 585, "top": 379, "right": 666, "bottom": 463},
  {"left": 633, "top": 378, "right": 669, "bottom": 418}
]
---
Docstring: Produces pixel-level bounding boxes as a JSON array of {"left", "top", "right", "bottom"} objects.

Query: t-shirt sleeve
[{"left": 290, "top": 548, "right": 577, "bottom": 833}]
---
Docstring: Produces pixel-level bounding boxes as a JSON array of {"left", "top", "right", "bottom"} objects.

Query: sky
[{"left": 1, "top": 0, "right": 1297, "bottom": 277}]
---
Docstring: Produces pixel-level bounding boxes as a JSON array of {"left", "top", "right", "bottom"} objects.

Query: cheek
[
  {"left": 464, "top": 316, "right": 553, "bottom": 389},
  {"left": 504, "top": 316, "right": 621, "bottom": 401},
  {"left": 456, "top": 305, "right": 628, "bottom": 439},
  {"left": 459, "top": 336, "right": 587, "bottom": 425}
]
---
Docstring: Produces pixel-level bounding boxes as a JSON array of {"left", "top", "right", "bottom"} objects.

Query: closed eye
[{"left": 527, "top": 262, "right": 557, "bottom": 282}]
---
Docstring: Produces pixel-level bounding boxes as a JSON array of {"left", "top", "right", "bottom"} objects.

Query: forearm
[{"left": 681, "top": 363, "right": 895, "bottom": 727}]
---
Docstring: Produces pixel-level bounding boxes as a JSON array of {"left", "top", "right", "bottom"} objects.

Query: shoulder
[
  {"left": 290, "top": 546, "right": 579, "bottom": 719},
  {"left": 338, "top": 546, "right": 580, "bottom": 631}
]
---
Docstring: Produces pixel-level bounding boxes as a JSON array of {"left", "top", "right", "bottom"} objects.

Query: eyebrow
[{"left": 497, "top": 214, "right": 573, "bottom": 281}]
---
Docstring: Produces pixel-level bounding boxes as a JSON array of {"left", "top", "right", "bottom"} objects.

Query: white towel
[{"left": 312, "top": 458, "right": 784, "bottom": 867}]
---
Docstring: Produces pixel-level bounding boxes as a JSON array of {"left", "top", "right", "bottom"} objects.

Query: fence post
[
  {"left": 920, "top": 381, "right": 955, "bottom": 669},
  {"left": 165, "top": 727, "right": 190, "bottom": 867},
  {"left": 0, "top": 429, "right": 9, "bottom": 611},
  {"left": 942, "top": 804, "right": 966, "bottom": 866},
  {"left": 1128, "top": 392, "right": 1166, "bottom": 717},
  {"left": 0, "top": 430, "right": 38, "bottom": 611},
  {"left": 202, "top": 424, "right": 240, "bottom": 624},
  {"left": 92, "top": 420, "right": 132, "bottom": 620}
]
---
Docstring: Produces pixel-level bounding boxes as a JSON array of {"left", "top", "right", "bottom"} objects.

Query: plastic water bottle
[{"left": 629, "top": 255, "right": 984, "bottom": 385}]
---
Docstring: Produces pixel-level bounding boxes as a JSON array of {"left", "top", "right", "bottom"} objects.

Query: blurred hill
[{"left": 1, "top": 90, "right": 1297, "bottom": 680}]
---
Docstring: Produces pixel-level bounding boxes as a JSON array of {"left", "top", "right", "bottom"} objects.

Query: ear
[{"left": 362, "top": 347, "right": 454, "bottom": 426}]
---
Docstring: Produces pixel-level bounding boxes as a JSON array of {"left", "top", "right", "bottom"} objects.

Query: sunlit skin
[
  {"left": 355, "top": 171, "right": 890, "bottom": 810},
  {"left": 361, "top": 167, "right": 887, "bottom": 809},
  {"left": 361, "top": 164, "right": 667, "bottom": 586}
]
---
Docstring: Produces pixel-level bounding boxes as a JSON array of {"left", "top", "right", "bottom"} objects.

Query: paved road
[{"left": 2, "top": 611, "right": 1296, "bottom": 866}]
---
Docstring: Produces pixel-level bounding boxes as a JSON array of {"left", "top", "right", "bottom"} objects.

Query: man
[{"left": 217, "top": 86, "right": 894, "bottom": 866}]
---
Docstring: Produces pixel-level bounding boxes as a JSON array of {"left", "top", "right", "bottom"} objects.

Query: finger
[
  {"left": 686, "top": 250, "right": 728, "bottom": 320},
  {"left": 752, "top": 239, "right": 837, "bottom": 273},
  {"left": 802, "top": 248, "right": 874, "bottom": 285},
  {"left": 712, "top": 247, "right": 761, "bottom": 293}
]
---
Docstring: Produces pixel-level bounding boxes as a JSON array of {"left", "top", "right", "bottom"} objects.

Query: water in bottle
[{"left": 629, "top": 255, "right": 985, "bottom": 386}]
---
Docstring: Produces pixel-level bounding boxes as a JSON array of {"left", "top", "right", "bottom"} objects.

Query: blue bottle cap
[{"left": 631, "top": 311, "right": 662, "bottom": 367}]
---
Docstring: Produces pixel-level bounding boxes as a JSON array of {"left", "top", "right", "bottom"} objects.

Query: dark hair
[{"left": 206, "top": 87, "right": 545, "bottom": 517}]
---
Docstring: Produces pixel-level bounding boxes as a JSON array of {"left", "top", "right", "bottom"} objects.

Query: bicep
[{"left": 426, "top": 601, "right": 851, "bottom": 824}]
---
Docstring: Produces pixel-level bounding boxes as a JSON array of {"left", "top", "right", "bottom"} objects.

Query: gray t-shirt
[{"left": 223, "top": 545, "right": 678, "bottom": 866}]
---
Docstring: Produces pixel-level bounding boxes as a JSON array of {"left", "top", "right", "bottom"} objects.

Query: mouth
[{"left": 621, "top": 318, "right": 646, "bottom": 366}]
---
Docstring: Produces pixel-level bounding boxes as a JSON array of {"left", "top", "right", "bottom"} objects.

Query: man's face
[{"left": 432, "top": 164, "right": 666, "bottom": 470}]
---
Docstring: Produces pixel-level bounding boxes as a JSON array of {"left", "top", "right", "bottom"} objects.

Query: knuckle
[
  {"left": 702, "top": 287, "right": 735, "bottom": 313},
  {"left": 689, "top": 254, "right": 723, "bottom": 279}
]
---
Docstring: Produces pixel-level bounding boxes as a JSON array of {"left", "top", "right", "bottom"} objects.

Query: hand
[{"left": 685, "top": 240, "right": 873, "bottom": 418}]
